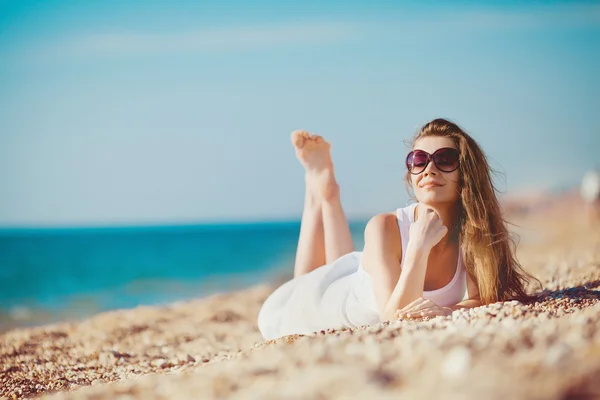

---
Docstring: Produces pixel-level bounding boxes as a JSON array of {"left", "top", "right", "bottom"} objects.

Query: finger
[
  {"left": 397, "top": 311, "right": 415, "bottom": 319},
  {"left": 440, "top": 225, "right": 448, "bottom": 237},
  {"left": 420, "top": 309, "right": 444, "bottom": 317},
  {"left": 407, "top": 299, "right": 437, "bottom": 313},
  {"left": 424, "top": 207, "right": 440, "bottom": 219},
  {"left": 396, "top": 312, "right": 412, "bottom": 320},
  {"left": 405, "top": 312, "right": 426, "bottom": 319},
  {"left": 398, "top": 301, "right": 426, "bottom": 316},
  {"left": 404, "top": 309, "right": 442, "bottom": 319},
  {"left": 397, "top": 303, "right": 424, "bottom": 317},
  {"left": 424, "top": 208, "right": 437, "bottom": 220},
  {"left": 403, "top": 305, "right": 436, "bottom": 318},
  {"left": 400, "top": 297, "right": 426, "bottom": 312},
  {"left": 434, "top": 225, "right": 448, "bottom": 243}
]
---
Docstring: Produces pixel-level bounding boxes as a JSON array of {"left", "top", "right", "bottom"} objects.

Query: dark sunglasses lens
[
  {"left": 406, "top": 152, "right": 414, "bottom": 170},
  {"left": 433, "top": 148, "right": 459, "bottom": 172},
  {"left": 410, "top": 151, "right": 429, "bottom": 173}
]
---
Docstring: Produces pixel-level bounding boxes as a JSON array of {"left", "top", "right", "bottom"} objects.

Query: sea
[{"left": 0, "top": 220, "right": 367, "bottom": 331}]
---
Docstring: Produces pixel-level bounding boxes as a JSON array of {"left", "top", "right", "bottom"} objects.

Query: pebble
[
  {"left": 151, "top": 359, "right": 170, "bottom": 369},
  {"left": 543, "top": 344, "right": 571, "bottom": 366},
  {"left": 99, "top": 352, "right": 115, "bottom": 367},
  {"left": 441, "top": 346, "right": 472, "bottom": 379}
]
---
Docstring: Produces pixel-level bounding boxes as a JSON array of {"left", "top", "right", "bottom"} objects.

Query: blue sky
[{"left": 1, "top": 0, "right": 599, "bottom": 227}]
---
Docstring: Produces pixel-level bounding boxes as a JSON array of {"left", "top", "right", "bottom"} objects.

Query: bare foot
[{"left": 291, "top": 130, "right": 339, "bottom": 201}]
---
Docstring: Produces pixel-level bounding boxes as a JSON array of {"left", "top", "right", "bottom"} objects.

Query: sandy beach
[{"left": 2, "top": 193, "right": 599, "bottom": 400}]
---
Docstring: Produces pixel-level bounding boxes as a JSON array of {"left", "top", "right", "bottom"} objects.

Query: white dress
[{"left": 257, "top": 203, "right": 467, "bottom": 340}]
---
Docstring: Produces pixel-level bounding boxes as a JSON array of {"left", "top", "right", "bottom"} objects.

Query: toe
[
  {"left": 291, "top": 130, "right": 308, "bottom": 148},
  {"left": 314, "top": 135, "right": 331, "bottom": 150},
  {"left": 304, "top": 133, "right": 321, "bottom": 149}
]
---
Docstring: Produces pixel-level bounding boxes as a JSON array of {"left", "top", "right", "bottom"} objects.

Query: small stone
[
  {"left": 99, "top": 352, "right": 115, "bottom": 367},
  {"left": 369, "top": 368, "right": 397, "bottom": 387},
  {"left": 151, "top": 359, "right": 170, "bottom": 368},
  {"left": 441, "top": 346, "right": 471, "bottom": 379},
  {"left": 544, "top": 344, "right": 570, "bottom": 366},
  {"left": 210, "top": 310, "right": 242, "bottom": 323},
  {"left": 367, "top": 325, "right": 383, "bottom": 334}
]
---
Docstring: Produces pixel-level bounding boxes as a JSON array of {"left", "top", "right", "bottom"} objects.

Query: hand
[
  {"left": 396, "top": 297, "right": 453, "bottom": 320},
  {"left": 408, "top": 206, "right": 448, "bottom": 252}
]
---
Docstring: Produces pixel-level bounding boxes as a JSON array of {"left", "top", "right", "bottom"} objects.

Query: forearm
[
  {"left": 449, "top": 298, "right": 482, "bottom": 311},
  {"left": 382, "top": 245, "right": 429, "bottom": 320}
]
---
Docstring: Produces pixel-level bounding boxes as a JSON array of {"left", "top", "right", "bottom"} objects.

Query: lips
[{"left": 420, "top": 182, "right": 442, "bottom": 189}]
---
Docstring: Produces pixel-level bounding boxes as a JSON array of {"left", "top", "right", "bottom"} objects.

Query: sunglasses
[{"left": 406, "top": 147, "right": 460, "bottom": 175}]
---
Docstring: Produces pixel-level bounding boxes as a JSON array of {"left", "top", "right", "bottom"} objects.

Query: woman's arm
[
  {"left": 448, "top": 299, "right": 482, "bottom": 310},
  {"left": 361, "top": 214, "right": 405, "bottom": 320},
  {"left": 382, "top": 243, "right": 430, "bottom": 320},
  {"left": 361, "top": 214, "right": 431, "bottom": 321},
  {"left": 396, "top": 260, "right": 483, "bottom": 318}
]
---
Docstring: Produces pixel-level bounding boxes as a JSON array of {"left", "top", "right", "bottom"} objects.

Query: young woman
[{"left": 258, "top": 118, "right": 539, "bottom": 340}]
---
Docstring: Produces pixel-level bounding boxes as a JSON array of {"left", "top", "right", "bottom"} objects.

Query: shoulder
[
  {"left": 364, "top": 212, "right": 402, "bottom": 252},
  {"left": 365, "top": 212, "right": 398, "bottom": 235}
]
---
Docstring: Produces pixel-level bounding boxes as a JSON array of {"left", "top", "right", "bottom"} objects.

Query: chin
[{"left": 417, "top": 192, "right": 456, "bottom": 205}]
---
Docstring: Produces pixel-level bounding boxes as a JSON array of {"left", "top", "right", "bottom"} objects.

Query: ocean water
[{"left": 0, "top": 220, "right": 367, "bottom": 330}]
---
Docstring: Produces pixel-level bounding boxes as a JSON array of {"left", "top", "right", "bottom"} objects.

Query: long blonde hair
[{"left": 405, "top": 118, "right": 541, "bottom": 304}]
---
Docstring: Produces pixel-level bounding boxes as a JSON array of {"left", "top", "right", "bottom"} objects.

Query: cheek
[
  {"left": 411, "top": 175, "right": 421, "bottom": 191},
  {"left": 446, "top": 172, "right": 461, "bottom": 193}
]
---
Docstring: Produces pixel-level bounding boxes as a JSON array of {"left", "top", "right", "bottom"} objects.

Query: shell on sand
[{"left": 1, "top": 195, "right": 600, "bottom": 400}]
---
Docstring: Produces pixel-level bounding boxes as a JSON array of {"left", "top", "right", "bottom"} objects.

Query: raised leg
[
  {"left": 323, "top": 191, "right": 354, "bottom": 264},
  {"left": 293, "top": 181, "right": 326, "bottom": 278},
  {"left": 291, "top": 131, "right": 354, "bottom": 277}
]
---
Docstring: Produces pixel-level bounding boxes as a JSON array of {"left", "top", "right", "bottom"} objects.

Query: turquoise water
[{"left": 0, "top": 220, "right": 367, "bottom": 328}]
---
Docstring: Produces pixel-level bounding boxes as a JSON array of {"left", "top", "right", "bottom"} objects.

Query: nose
[{"left": 423, "top": 158, "right": 439, "bottom": 175}]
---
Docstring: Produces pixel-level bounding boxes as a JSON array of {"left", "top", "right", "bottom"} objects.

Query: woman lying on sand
[{"left": 258, "top": 118, "right": 539, "bottom": 340}]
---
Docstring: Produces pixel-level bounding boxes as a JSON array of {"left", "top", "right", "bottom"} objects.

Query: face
[{"left": 408, "top": 136, "right": 461, "bottom": 205}]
